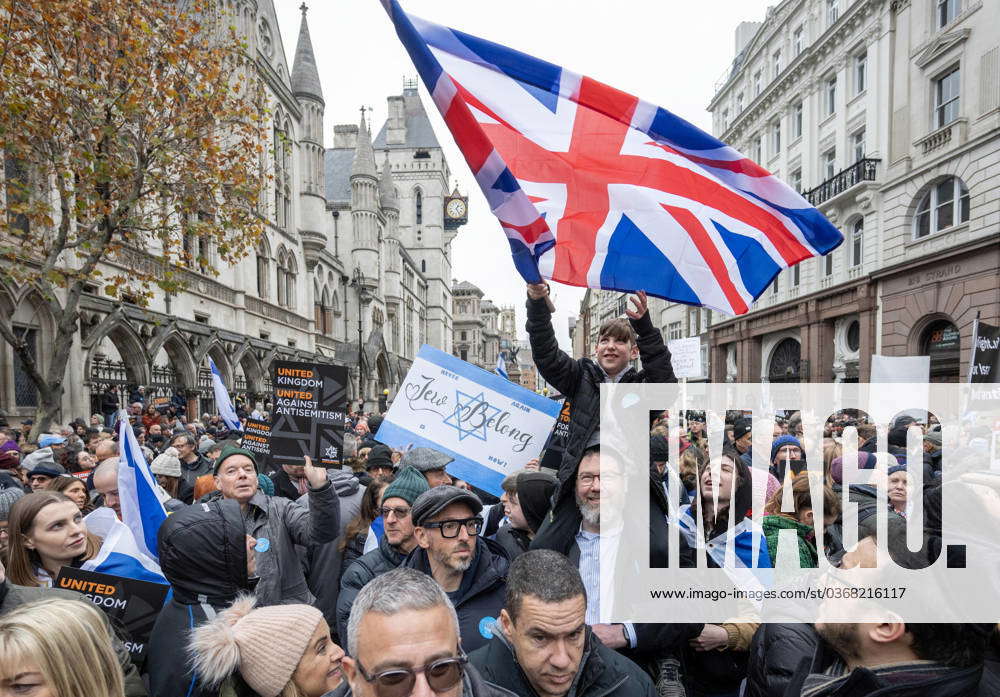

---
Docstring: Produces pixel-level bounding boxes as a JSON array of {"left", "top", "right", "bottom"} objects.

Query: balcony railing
[{"left": 804, "top": 158, "right": 880, "bottom": 207}]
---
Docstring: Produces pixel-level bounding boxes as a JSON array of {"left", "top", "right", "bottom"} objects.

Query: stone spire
[
  {"left": 290, "top": 3, "right": 324, "bottom": 104},
  {"left": 378, "top": 151, "right": 398, "bottom": 210},
  {"left": 351, "top": 108, "right": 377, "bottom": 178}
]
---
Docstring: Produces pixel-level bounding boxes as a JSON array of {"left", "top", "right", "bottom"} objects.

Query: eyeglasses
[
  {"left": 578, "top": 472, "right": 622, "bottom": 487},
  {"left": 355, "top": 654, "right": 467, "bottom": 697},
  {"left": 421, "top": 517, "right": 483, "bottom": 538},
  {"left": 380, "top": 505, "right": 411, "bottom": 519}
]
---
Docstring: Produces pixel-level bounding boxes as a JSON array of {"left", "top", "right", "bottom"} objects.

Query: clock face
[{"left": 446, "top": 198, "right": 467, "bottom": 219}]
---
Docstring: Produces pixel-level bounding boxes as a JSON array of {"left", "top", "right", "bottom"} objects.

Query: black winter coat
[
  {"left": 147, "top": 500, "right": 251, "bottom": 697},
  {"left": 783, "top": 648, "right": 983, "bottom": 697},
  {"left": 469, "top": 627, "right": 656, "bottom": 697},
  {"left": 492, "top": 524, "right": 531, "bottom": 562},
  {"left": 527, "top": 294, "right": 675, "bottom": 557},
  {"left": 336, "top": 532, "right": 405, "bottom": 644},
  {"left": 746, "top": 623, "right": 820, "bottom": 697},
  {"left": 403, "top": 537, "right": 510, "bottom": 653}
]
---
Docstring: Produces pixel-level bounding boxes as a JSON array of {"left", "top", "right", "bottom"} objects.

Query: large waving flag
[
  {"left": 381, "top": 1, "right": 843, "bottom": 315},
  {"left": 117, "top": 412, "right": 167, "bottom": 561},
  {"left": 82, "top": 507, "right": 167, "bottom": 585},
  {"left": 210, "top": 358, "right": 242, "bottom": 432}
]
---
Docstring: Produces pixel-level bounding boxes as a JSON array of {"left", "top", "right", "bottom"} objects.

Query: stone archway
[
  {"left": 86, "top": 319, "right": 150, "bottom": 416},
  {"left": 919, "top": 319, "right": 961, "bottom": 383},
  {"left": 768, "top": 338, "right": 801, "bottom": 383}
]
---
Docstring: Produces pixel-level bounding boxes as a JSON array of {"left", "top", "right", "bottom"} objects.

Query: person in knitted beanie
[
  {"left": 150, "top": 447, "right": 184, "bottom": 500},
  {"left": 189, "top": 595, "right": 345, "bottom": 697}
]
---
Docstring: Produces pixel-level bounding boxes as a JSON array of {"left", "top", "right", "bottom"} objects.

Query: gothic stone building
[{"left": 1, "top": 2, "right": 467, "bottom": 421}]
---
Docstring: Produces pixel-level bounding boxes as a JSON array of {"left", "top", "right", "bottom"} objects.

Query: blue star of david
[{"left": 443, "top": 390, "right": 501, "bottom": 442}]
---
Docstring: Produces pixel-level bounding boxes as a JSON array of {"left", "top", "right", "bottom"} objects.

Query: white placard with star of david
[{"left": 378, "top": 345, "right": 562, "bottom": 495}]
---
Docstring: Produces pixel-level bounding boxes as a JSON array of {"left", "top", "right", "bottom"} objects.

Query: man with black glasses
[
  {"left": 404, "top": 485, "right": 510, "bottom": 652},
  {"left": 332, "top": 567, "right": 514, "bottom": 697},
  {"left": 337, "top": 466, "right": 430, "bottom": 641}
]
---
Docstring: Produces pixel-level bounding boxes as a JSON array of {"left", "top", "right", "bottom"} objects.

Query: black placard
[
  {"left": 270, "top": 360, "right": 348, "bottom": 468},
  {"left": 240, "top": 418, "right": 273, "bottom": 470},
  {"left": 970, "top": 321, "right": 1000, "bottom": 410},
  {"left": 55, "top": 566, "right": 169, "bottom": 666},
  {"left": 539, "top": 399, "right": 571, "bottom": 472}
]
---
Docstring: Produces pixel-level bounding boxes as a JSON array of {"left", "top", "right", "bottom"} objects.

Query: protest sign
[
  {"left": 270, "top": 360, "right": 348, "bottom": 468},
  {"left": 55, "top": 566, "right": 169, "bottom": 665},
  {"left": 667, "top": 337, "right": 702, "bottom": 379},
  {"left": 378, "top": 345, "right": 561, "bottom": 495},
  {"left": 151, "top": 396, "right": 171, "bottom": 412},
  {"left": 240, "top": 418, "right": 273, "bottom": 468},
  {"left": 539, "top": 399, "right": 571, "bottom": 472},
  {"left": 969, "top": 320, "right": 1000, "bottom": 410}
]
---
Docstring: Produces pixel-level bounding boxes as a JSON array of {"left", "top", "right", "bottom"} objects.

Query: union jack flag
[{"left": 382, "top": 1, "right": 843, "bottom": 315}]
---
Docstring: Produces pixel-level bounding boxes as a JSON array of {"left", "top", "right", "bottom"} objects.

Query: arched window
[
  {"left": 285, "top": 255, "right": 298, "bottom": 309},
  {"left": 421, "top": 259, "right": 426, "bottom": 273},
  {"left": 414, "top": 188, "right": 422, "bottom": 224},
  {"left": 256, "top": 240, "right": 270, "bottom": 299},
  {"left": 914, "top": 177, "right": 969, "bottom": 239},
  {"left": 851, "top": 218, "right": 863, "bottom": 267},
  {"left": 275, "top": 250, "right": 287, "bottom": 307},
  {"left": 322, "top": 286, "right": 332, "bottom": 335}
]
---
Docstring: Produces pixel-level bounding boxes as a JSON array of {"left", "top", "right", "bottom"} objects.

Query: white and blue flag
[
  {"left": 210, "top": 358, "right": 243, "bottom": 432},
  {"left": 82, "top": 507, "right": 167, "bottom": 585},
  {"left": 494, "top": 352, "right": 509, "bottom": 380},
  {"left": 116, "top": 412, "right": 167, "bottom": 561}
]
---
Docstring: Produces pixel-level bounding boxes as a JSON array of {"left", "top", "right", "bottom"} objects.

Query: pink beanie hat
[{"left": 189, "top": 595, "right": 325, "bottom": 697}]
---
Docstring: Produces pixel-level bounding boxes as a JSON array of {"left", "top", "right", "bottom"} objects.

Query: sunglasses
[{"left": 355, "top": 654, "right": 467, "bottom": 697}]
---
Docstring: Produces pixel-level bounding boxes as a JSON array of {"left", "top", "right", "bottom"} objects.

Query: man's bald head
[{"left": 93, "top": 457, "right": 121, "bottom": 517}]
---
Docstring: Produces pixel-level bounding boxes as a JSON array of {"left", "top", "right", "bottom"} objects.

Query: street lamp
[{"left": 350, "top": 267, "right": 370, "bottom": 409}]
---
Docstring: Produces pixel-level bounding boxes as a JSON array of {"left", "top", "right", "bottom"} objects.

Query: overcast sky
[{"left": 274, "top": 0, "right": 775, "bottom": 350}]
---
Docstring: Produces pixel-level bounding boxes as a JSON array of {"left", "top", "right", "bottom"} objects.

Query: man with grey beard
[
  {"left": 403, "top": 485, "right": 510, "bottom": 653},
  {"left": 571, "top": 442, "right": 702, "bottom": 695}
]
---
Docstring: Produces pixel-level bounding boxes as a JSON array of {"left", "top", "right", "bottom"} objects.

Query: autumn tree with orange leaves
[{"left": 0, "top": 0, "right": 268, "bottom": 436}]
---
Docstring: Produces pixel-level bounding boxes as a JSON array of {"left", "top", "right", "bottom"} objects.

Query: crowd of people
[{"left": 0, "top": 282, "right": 996, "bottom": 697}]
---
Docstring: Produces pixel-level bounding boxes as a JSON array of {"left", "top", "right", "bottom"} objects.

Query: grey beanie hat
[
  {"left": 0, "top": 487, "right": 25, "bottom": 521},
  {"left": 150, "top": 447, "right": 183, "bottom": 478}
]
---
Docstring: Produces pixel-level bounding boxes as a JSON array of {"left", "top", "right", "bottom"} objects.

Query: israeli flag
[
  {"left": 211, "top": 358, "right": 243, "bottom": 432},
  {"left": 117, "top": 412, "right": 168, "bottom": 561},
  {"left": 494, "top": 352, "right": 509, "bottom": 380},
  {"left": 82, "top": 508, "right": 167, "bottom": 585}
]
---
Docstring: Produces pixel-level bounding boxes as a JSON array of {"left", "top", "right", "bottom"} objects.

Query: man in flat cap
[
  {"left": 403, "top": 485, "right": 509, "bottom": 652},
  {"left": 399, "top": 446, "right": 454, "bottom": 488}
]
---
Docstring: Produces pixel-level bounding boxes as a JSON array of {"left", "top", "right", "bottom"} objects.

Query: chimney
[
  {"left": 735, "top": 21, "right": 762, "bottom": 56},
  {"left": 333, "top": 124, "right": 358, "bottom": 149},
  {"left": 386, "top": 95, "right": 407, "bottom": 146}
]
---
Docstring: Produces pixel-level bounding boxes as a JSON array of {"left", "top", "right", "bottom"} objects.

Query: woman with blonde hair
[
  {"left": 0, "top": 598, "right": 124, "bottom": 697},
  {"left": 189, "top": 595, "right": 344, "bottom": 697},
  {"left": 5, "top": 492, "right": 100, "bottom": 587}
]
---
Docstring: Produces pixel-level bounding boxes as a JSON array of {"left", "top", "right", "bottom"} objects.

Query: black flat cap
[{"left": 411, "top": 485, "right": 483, "bottom": 527}]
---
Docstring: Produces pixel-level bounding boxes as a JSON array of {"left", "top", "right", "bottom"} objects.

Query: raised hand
[
  {"left": 625, "top": 290, "right": 648, "bottom": 319},
  {"left": 303, "top": 455, "right": 328, "bottom": 489}
]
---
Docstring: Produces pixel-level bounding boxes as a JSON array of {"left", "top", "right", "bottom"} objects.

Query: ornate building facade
[
  {"left": 1, "top": 2, "right": 466, "bottom": 420},
  {"left": 704, "top": 0, "right": 999, "bottom": 383}
]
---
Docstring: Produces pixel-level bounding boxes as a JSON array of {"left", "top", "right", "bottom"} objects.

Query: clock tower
[{"left": 444, "top": 187, "right": 468, "bottom": 230}]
